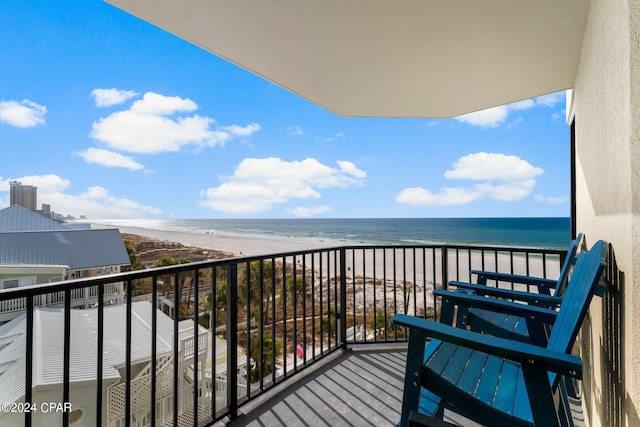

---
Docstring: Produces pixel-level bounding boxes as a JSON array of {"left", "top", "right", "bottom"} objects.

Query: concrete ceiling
[{"left": 106, "top": 0, "right": 590, "bottom": 118}]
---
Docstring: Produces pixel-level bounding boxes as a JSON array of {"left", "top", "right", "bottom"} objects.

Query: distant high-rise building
[
  {"left": 9, "top": 181, "right": 37, "bottom": 211},
  {"left": 41, "top": 203, "right": 51, "bottom": 219}
]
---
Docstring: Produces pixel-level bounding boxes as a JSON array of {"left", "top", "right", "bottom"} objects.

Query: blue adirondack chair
[
  {"left": 392, "top": 240, "right": 607, "bottom": 427},
  {"left": 467, "top": 233, "right": 583, "bottom": 295},
  {"left": 447, "top": 234, "right": 583, "bottom": 344}
]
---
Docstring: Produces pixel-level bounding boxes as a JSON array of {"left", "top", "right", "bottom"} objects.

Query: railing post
[
  {"left": 150, "top": 277, "right": 157, "bottom": 427},
  {"left": 96, "top": 283, "right": 104, "bottom": 427},
  {"left": 25, "top": 296, "right": 33, "bottom": 427},
  {"left": 192, "top": 269, "right": 200, "bottom": 424},
  {"left": 63, "top": 288, "right": 71, "bottom": 427},
  {"left": 438, "top": 246, "right": 449, "bottom": 321},
  {"left": 226, "top": 263, "right": 239, "bottom": 420},
  {"left": 441, "top": 246, "right": 449, "bottom": 290},
  {"left": 339, "top": 248, "right": 347, "bottom": 348},
  {"left": 125, "top": 279, "right": 132, "bottom": 427},
  {"left": 172, "top": 273, "right": 180, "bottom": 427}
]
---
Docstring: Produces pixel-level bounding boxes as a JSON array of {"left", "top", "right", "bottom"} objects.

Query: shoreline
[
  {"left": 95, "top": 223, "right": 558, "bottom": 317},
  {"left": 105, "top": 225, "right": 342, "bottom": 257}
]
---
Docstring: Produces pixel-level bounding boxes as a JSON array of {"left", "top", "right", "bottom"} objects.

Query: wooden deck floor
[
  {"left": 220, "top": 343, "right": 584, "bottom": 427},
  {"left": 226, "top": 345, "right": 407, "bottom": 427}
]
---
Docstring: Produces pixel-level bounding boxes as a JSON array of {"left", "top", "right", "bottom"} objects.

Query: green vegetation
[
  {"left": 280, "top": 276, "right": 309, "bottom": 305},
  {"left": 248, "top": 334, "right": 283, "bottom": 383},
  {"left": 121, "top": 241, "right": 145, "bottom": 271},
  {"left": 371, "top": 309, "right": 392, "bottom": 336}
]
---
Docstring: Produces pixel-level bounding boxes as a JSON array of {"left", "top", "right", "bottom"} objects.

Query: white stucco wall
[{"left": 573, "top": 0, "right": 640, "bottom": 425}]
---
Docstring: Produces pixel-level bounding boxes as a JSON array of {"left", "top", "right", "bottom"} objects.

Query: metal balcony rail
[{"left": 0, "top": 243, "right": 565, "bottom": 427}]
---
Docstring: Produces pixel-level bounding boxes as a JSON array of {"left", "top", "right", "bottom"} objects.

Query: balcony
[
  {"left": 0, "top": 282, "right": 124, "bottom": 324},
  {"left": 0, "top": 243, "right": 573, "bottom": 427}
]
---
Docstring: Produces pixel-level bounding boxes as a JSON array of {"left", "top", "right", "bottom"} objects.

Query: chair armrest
[
  {"left": 392, "top": 314, "right": 582, "bottom": 378},
  {"left": 434, "top": 289, "right": 559, "bottom": 323},
  {"left": 448, "top": 281, "right": 563, "bottom": 307},
  {"left": 471, "top": 270, "right": 557, "bottom": 293}
]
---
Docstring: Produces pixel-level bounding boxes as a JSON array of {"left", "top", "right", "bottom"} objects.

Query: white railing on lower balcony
[
  {"left": 212, "top": 373, "right": 247, "bottom": 410},
  {"left": 0, "top": 282, "right": 124, "bottom": 322},
  {"left": 179, "top": 328, "right": 209, "bottom": 361},
  {"left": 109, "top": 364, "right": 212, "bottom": 427}
]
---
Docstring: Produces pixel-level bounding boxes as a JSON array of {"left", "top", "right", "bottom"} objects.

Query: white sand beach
[
  {"left": 110, "top": 225, "right": 341, "bottom": 257},
  {"left": 103, "top": 223, "right": 560, "bottom": 321},
  {"left": 107, "top": 224, "right": 557, "bottom": 285}
]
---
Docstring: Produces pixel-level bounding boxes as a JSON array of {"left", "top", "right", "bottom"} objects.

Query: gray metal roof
[
  {"left": 0, "top": 205, "right": 66, "bottom": 232},
  {"left": 0, "top": 228, "right": 130, "bottom": 269}
]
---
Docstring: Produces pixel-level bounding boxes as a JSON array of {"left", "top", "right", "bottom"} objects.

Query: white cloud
[
  {"left": 0, "top": 174, "right": 161, "bottom": 218},
  {"left": 221, "top": 123, "right": 261, "bottom": 137},
  {"left": 90, "top": 91, "right": 260, "bottom": 154},
  {"left": 534, "top": 92, "right": 564, "bottom": 107},
  {"left": 396, "top": 152, "right": 543, "bottom": 207},
  {"left": 76, "top": 148, "right": 144, "bottom": 170},
  {"left": 0, "top": 174, "right": 71, "bottom": 193},
  {"left": 454, "top": 91, "right": 566, "bottom": 127},
  {"left": 318, "top": 132, "right": 346, "bottom": 143},
  {"left": 455, "top": 105, "right": 508, "bottom": 127},
  {"left": 550, "top": 111, "right": 563, "bottom": 121},
  {"left": 444, "top": 152, "right": 543, "bottom": 181},
  {"left": 535, "top": 194, "right": 569, "bottom": 204},
  {"left": 200, "top": 157, "right": 366, "bottom": 214},
  {"left": 288, "top": 126, "right": 304, "bottom": 136},
  {"left": 0, "top": 99, "right": 47, "bottom": 128},
  {"left": 396, "top": 187, "right": 482, "bottom": 206},
  {"left": 288, "top": 205, "right": 332, "bottom": 217},
  {"left": 129, "top": 92, "right": 197, "bottom": 115},
  {"left": 509, "top": 99, "right": 536, "bottom": 110},
  {"left": 91, "top": 88, "right": 138, "bottom": 107},
  {"left": 337, "top": 160, "right": 367, "bottom": 179},
  {"left": 475, "top": 179, "right": 537, "bottom": 201}
]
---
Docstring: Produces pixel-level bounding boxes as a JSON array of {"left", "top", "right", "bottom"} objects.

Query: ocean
[{"left": 98, "top": 217, "right": 570, "bottom": 250}]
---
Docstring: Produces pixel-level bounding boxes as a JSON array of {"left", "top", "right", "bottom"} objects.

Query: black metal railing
[{"left": 0, "top": 244, "right": 565, "bottom": 427}]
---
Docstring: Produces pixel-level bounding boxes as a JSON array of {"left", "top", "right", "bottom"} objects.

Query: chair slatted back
[{"left": 547, "top": 240, "right": 607, "bottom": 355}]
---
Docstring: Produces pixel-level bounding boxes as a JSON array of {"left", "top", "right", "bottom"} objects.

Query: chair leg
[
  {"left": 399, "top": 329, "right": 430, "bottom": 427},
  {"left": 408, "top": 411, "right": 456, "bottom": 427},
  {"left": 557, "top": 377, "right": 575, "bottom": 427},
  {"left": 521, "top": 364, "right": 562, "bottom": 427}
]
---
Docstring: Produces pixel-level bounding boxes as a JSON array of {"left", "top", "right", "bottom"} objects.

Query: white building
[
  {"left": 0, "top": 301, "right": 209, "bottom": 427},
  {"left": 0, "top": 205, "right": 129, "bottom": 323}
]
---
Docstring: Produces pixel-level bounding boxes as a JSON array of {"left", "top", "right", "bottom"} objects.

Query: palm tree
[
  {"left": 371, "top": 309, "right": 392, "bottom": 337},
  {"left": 121, "top": 241, "right": 145, "bottom": 271},
  {"left": 280, "top": 276, "right": 309, "bottom": 305},
  {"left": 238, "top": 260, "right": 279, "bottom": 323},
  {"left": 248, "top": 334, "right": 283, "bottom": 383}
]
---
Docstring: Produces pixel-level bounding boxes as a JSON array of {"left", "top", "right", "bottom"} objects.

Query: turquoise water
[{"left": 103, "top": 217, "right": 570, "bottom": 249}]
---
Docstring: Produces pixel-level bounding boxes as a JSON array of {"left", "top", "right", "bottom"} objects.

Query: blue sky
[{"left": 0, "top": 0, "right": 570, "bottom": 219}]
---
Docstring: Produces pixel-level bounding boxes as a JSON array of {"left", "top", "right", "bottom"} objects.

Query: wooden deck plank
[{"left": 219, "top": 343, "right": 582, "bottom": 427}]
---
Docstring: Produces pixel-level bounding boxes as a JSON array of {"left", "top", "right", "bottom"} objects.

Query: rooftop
[{"left": 0, "top": 228, "right": 130, "bottom": 270}]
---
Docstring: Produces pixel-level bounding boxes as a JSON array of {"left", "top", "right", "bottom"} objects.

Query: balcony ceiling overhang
[{"left": 106, "top": 0, "right": 590, "bottom": 118}]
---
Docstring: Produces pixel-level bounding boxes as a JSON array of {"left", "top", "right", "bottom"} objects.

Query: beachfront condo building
[
  {"left": 102, "top": 1, "right": 640, "bottom": 425},
  {"left": 1, "top": 1, "right": 636, "bottom": 426},
  {"left": 9, "top": 181, "right": 37, "bottom": 212}
]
